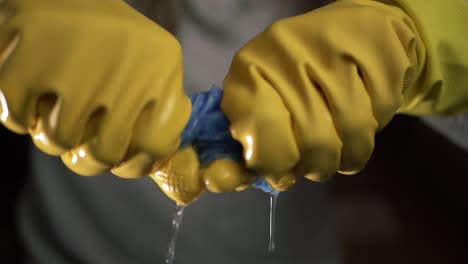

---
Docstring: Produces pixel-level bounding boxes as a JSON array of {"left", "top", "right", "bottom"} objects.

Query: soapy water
[
  {"left": 269, "top": 193, "right": 279, "bottom": 253},
  {"left": 165, "top": 204, "right": 186, "bottom": 264}
]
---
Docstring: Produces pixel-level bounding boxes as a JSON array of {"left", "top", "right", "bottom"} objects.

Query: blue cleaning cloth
[{"left": 181, "top": 85, "right": 278, "bottom": 194}]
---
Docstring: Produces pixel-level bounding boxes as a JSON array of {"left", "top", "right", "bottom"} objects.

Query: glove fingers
[
  {"left": 61, "top": 143, "right": 112, "bottom": 176},
  {"left": 60, "top": 108, "right": 112, "bottom": 176},
  {"left": 88, "top": 102, "right": 144, "bottom": 165},
  {"left": 0, "top": 28, "right": 30, "bottom": 134},
  {"left": 111, "top": 150, "right": 155, "bottom": 179},
  {"left": 223, "top": 64, "right": 300, "bottom": 179},
  {"left": 29, "top": 93, "right": 67, "bottom": 155},
  {"left": 83, "top": 55, "right": 165, "bottom": 166},
  {"left": 150, "top": 146, "right": 204, "bottom": 205},
  {"left": 292, "top": 77, "right": 342, "bottom": 182},
  {"left": 281, "top": 64, "right": 342, "bottom": 181},
  {"left": 95, "top": 60, "right": 167, "bottom": 179},
  {"left": 61, "top": 40, "right": 187, "bottom": 177},
  {"left": 338, "top": 132, "right": 375, "bottom": 175},
  {"left": 130, "top": 73, "right": 191, "bottom": 161},
  {"left": 202, "top": 159, "right": 255, "bottom": 193},
  {"left": 141, "top": 40, "right": 189, "bottom": 153},
  {"left": 317, "top": 61, "right": 378, "bottom": 174}
]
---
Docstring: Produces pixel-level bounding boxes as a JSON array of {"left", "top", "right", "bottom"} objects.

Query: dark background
[
  {"left": 333, "top": 115, "right": 468, "bottom": 263},
  {"left": 1, "top": 122, "right": 28, "bottom": 263},
  {"left": 1, "top": 115, "right": 468, "bottom": 263}
]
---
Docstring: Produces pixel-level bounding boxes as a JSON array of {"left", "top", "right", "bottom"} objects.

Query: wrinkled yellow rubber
[
  {"left": 222, "top": 0, "right": 428, "bottom": 183},
  {"left": 223, "top": 0, "right": 468, "bottom": 186},
  {"left": 0, "top": 0, "right": 191, "bottom": 177},
  {"left": 1, "top": 0, "right": 466, "bottom": 203},
  {"left": 388, "top": 0, "right": 468, "bottom": 115}
]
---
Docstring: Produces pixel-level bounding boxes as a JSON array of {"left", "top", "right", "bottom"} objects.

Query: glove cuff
[{"left": 386, "top": 0, "right": 468, "bottom": 115}]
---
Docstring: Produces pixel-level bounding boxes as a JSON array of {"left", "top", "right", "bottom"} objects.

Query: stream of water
[
  {"left": 268, "top": 193, "right": 279, "bottom": 253},
  {"left": 165, "top": 204, "right": 186, "bottom": 264}
]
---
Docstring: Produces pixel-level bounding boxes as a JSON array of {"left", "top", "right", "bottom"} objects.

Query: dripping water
[
  {"left": 268, "top": 193, "right": 279, "bottom": 253},
  {"left": 165, "top": 204, "right": 186, "bottom": 264}
]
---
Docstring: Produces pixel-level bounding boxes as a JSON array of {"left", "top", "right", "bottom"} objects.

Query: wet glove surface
[
  {"left": 0, "top": 0, "right": 191, "bottom": 177},
  {"left": 151, "top": 87, "right": 267, "bottom": 205},
  {"left": 222, "top": 0, "right": 428, "bottom": 184}
]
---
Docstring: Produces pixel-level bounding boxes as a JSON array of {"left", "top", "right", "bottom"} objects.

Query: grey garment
[
  {"left": 19, "top": 146, "right": 341, "bottom": 264},
  {"left": 418, "top": 0, "right": 468, "bottom": 151},
  {"left": 179, "top": 0, "right": 299, "bottom": 95},
  {"left": 422, "top": 114, "right": 468, "bottom": 152}
]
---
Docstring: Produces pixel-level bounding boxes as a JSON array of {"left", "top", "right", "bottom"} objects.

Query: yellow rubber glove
[
  {"left": 150, "top": 146, "right": 254, "bottom": 205},
  {"left": 0, "top": 0, "right": 191, "bottom": 178},
  {"left": 149, "top": 87, "right": 257, "bottom": 205},
  {"left": 222, "top": 0, "right": 468, "bottom": 186},
  {"left": 389, "top": 0, "right": 468, "bottom": 115}
]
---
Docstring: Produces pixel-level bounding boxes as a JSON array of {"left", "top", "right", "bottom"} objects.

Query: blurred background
[{"left": 2, "top": 115, "right": 468, "bottom": 263}]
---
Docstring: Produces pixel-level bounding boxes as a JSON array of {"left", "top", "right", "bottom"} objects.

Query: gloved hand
[
  {"left": 150, "top": 145, "right": 255, "bottom": 205},
  {"left": 151, "top": 87, "right": 255, "bottom": 205},
  {"left": 0, "top": 0, "right": 190, "bottom": 177},
  {"left": 221, "top": 0, "right": 428, "bottom": 186}
]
